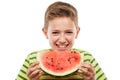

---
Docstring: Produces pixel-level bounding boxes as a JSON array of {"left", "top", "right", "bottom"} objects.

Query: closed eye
[
  {"left": 52, "top": 32, "right": 59, "bottom": 34},
  {"left": 66, "top": 32, "right": 73, "bottom": 33}
]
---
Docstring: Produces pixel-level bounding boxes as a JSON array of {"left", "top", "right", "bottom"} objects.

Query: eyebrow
[{"left": 51, "top": 29, "right": 73, "bottom": 31}]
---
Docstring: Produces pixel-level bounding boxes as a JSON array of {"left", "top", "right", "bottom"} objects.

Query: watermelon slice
[{"left": 37, "top": 50, "right": 83, "bottom": 76}]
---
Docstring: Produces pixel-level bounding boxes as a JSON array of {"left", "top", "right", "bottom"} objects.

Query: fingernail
[{"left": 78, "top": 69, "right": 83, "bottom": 73}]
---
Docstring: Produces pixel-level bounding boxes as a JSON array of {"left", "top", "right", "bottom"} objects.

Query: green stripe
[
  {"left": 84, "top": 59, "right": 90, "bottom": 62},
  {"left": 18, "top": 74, "right": 27, "bottom": 80},
  {"left": 20, "top": 69, "right": 26, "bottom": 74},
  {"left": 79, "top": 51, "right": 86, "bottom": 53},
  {"left": 94, "top": 63, "right": 98, "bottom": 68},
  {"left": 25, "top": 59, "right": 29, "bottom": 64},
  {"left": 96, "top": 68, "right": 101, "bottom": 74},
  {"left": 91, "top": 58, "right": 95, "bottom": 63},
  {"left": 84, "top": 54, "right": 92, "bottom": 56},
  {"left": 30, "top": 52, "right": 37, "bottom": 55},
  {"left": 30, "top": 57, "right": 36, "bottom": 60},
  {"left": 78, "top": 50, "right": 86, "bottom": 53},
  {"left": 96, "top": 73, "right": 104, "bottom": 80},
  {"left": 23, "top": 64, "right": 28, "bottom": 69}
]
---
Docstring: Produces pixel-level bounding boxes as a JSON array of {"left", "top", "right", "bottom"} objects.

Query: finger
[
  {"left": 30, "top": 69, "right": 45, "bottom": 80},
  {"left": 39, "top": 70, "right": 45, "bottom": 75},
  {"left": 30, "top": 65, "right": 40, "bottom": 71},
  {"left": 34, "top": 70, "right": 45, "bottom": 80},
  {"left": 27, "top": 61, "right": 39, "bottom": 75},
  {"left": 80, "top": 67, "right": 95, "bottom": 80},
  {"left": 77, "top": 69, "right": 83, "bottom": 73},
  {"left": 83, "top": 76, "right": 91, "bottom": 80},
  {"left": 30, "top": 72, "right": 40, "bottom": 80},
  {"left": 84, "top": 70, "right": 92, "bottom": 76},
  {"left": 27, "top": 65, "right": 40, "bottom": 76},
  {"left": 79, "top": 62, "right": 95, "bottom": 73},
  {"left": 80, "top": 64, "right": 95, "bottom": 76},
  {"left": 88, "top": 66, "right": 95, "bottom": 74},
  {"left": 30, "top": 61, "right": 39, "bottom": 68},
  {"left": 81, "top": 62, "right": 91, "bottom": 68},
  {"left": 32, "top": 74, "right": 40, "bottom": 80},
  {"left": 79, "top": 62, "right": 95, "bottom": 79},
  {"left": 29, "top": 69, "right": 40, "bottom": 79},
  {"left": 85, "top": 63, "right": 95, "bottom": 75},
  {"left": 80, "top": 67, "right": 88, "bottom": 73}
]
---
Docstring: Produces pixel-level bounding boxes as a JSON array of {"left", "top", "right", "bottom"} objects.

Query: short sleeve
[
  {"left": 83, "top": 51, "right": 107, "bottom": 80},
  {"left": 16, "top": 55, "right": 30, "bottom": 80},
  {"left": 16, "top": 52, "right": 37, "bottom": 80}
]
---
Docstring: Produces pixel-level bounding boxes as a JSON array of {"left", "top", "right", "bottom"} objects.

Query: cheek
[
  {"left": 66, "top": 35, "right": 76, "bottom": 42},
  {"left": 48, "top": 35, "right": 58, "bottom": 43}
]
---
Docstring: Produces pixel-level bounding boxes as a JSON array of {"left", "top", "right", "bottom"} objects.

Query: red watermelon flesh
[{"left": 38, "top": 51, "right": 82, "bottom": 76}]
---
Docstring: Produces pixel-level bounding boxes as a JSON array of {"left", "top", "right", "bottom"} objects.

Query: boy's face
[{"left": 42, "top": 17, "right": 80, "bottom": 52}]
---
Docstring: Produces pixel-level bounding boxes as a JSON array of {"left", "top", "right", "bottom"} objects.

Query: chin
[{"left": 54, "top": 47, "right": 71, "bottom": 52}]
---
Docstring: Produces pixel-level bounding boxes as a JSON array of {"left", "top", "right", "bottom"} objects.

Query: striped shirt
[{"left": 16, "top": 48, "right": 107, "bottom": 80}]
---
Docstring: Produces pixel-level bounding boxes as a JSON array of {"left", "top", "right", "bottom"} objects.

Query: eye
[
  {"left": 66, "top": 32, "right": 73, "bottom": 34},
  {"left": 52, "top": 32, "right": 59, "bottom": 34}
]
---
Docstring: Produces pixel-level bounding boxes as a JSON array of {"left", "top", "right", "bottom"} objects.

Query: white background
[{"left": 0, "top": 0, "right": 120, "bottom": 80}]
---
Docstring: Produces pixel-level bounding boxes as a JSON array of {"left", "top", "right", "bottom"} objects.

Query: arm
[
  {"left": 16, "top": 52, "right": 44, "bottom": 80},
  {"left": 16, "top": 55, "right": 30, "bottom": 80},
  {"left": 81, "top": 52, "right": 107, "bottom": 80}
]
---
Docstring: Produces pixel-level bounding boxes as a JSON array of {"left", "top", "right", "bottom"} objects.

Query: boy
[{"left": 16, "top": 1, "right": 107, "bottom": 80}]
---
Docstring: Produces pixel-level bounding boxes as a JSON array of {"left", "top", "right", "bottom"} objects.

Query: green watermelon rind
[
  {"left": 40, "top": 75, "right": 83, "bottom": 79},
  {"left": 37, "top": 50, "right": 83, "bottom": 76}
]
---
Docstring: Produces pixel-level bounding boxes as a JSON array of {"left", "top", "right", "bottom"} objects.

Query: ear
[
  {"left": 75, "top": 27, "right": 80, "bottom": 39},
  {"left": 42, "top": 28, "right": 48, "bottom": 39}
]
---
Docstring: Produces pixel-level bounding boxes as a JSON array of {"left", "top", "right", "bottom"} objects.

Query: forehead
[{"left": 48, "top": 17, "right": 76, "bottom": 30}]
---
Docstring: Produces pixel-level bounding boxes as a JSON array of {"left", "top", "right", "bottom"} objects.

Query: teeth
[
  {"left": 59, "top": 45, "right": 65, "bottom": 48},
  {"left": 56, "top": 44, "right": 68, "bottom": 48}
]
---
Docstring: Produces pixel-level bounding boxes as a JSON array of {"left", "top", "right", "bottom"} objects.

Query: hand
[
  {"left": 27, "top": 61, "right": 44, "bottom": 80},
  {"left": 77, "top": 62, "right": 95, "bottom": 80}
]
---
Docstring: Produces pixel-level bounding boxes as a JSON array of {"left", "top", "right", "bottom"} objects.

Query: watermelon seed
[
  {"left": 75, "top": 57, "right": 78, "bottom": 60},
  {"left": 47, "top": 63, "right": 50, "bottom": 65},
  {"left": 71, "top": 51, "right": 76, "bottom": 53},
  {"left": 58, "top": 63, "right": 60, "bottom": 64},
  {"left": 68, "top": 58, "right": 70, "bottom": 61},
  {"left": 51, "top": 64, "right": 54, "bottom": 67},
  {"left": 68, "top": 58, "right": 71, "bottom": 64},
  {"left": 71, "top": 51, "right": 76, "bottom": 54},
  {"left": 56, "top": 68, "right": 59, "bottom": 70},
  {"left": 51, "top": 58, "right": 53, "bottom": 62}
]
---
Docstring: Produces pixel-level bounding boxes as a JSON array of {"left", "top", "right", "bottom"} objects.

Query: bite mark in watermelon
[{"left": 37, "top": 50, "right": 83, "bottom": 76}]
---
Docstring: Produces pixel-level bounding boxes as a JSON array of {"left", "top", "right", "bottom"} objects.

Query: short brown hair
[{"left": 44, "top": 1, "right": 78, "bottom": 30}]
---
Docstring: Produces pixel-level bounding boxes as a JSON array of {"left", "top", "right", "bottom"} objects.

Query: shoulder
[
  {"left": 72, "top": 48, "right": 92, "bottom": 55},
  {"left": 26, "top": 49, "right": 50, "bottom": 64},
  {"left": 28, "top": 49, "right": 50, "bottom": 56},
  {"left": 72, "top": 48, "right": 94, "bottom": 62}
]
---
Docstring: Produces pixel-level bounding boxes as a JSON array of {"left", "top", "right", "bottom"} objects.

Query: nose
[{"left": 58, "top": 33, "right": 67, "bottom": 43}]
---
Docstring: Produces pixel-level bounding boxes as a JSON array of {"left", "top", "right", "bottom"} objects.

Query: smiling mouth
[{"left": 56, "top": 44, "right": 69, "bottom": 49}]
